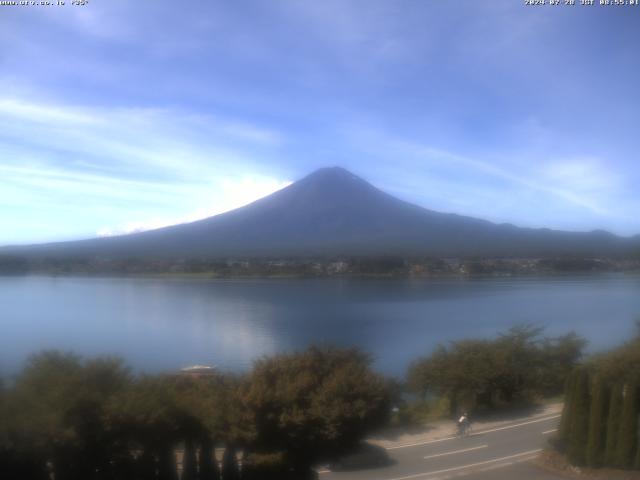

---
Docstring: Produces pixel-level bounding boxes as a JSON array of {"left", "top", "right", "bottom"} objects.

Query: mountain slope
[{"left": 3, "top": 167, "right": 638, "bottom": 258}]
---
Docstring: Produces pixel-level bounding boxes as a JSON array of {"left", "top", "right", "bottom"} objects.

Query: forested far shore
[
  {"left": 0, "top": 325, "right": 593, "bottom": 480},
  {"left": 1, "top": 254, "right": 640, "bottom": 277}
]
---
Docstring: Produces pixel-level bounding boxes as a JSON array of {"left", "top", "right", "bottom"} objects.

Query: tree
[
  {"left": 0, "top": 374, "right": 49, "bottom": 480},
  {"left": 586, "top": 375, "right": 609, "bottom": 467},
  {"left": 539, "top": 332, "right": 588, "bottom": 397},
  {"left": 605, "top": 383, "right": 623, "bottom": 466},
  {"left": 615, "top": 381, "right": 639, "bottom": 468},
  {"left": 7, "top": 351, "right": 131, "bottom": 480},
  {"left": 199, "top": 437, "right": 220, "bottom": 480},
  {"left": 592, "top": 335, "right": 640, "bottom": 385},
  {"left": 493, "top": 325, "right": 546, "bottom": 404},
  {"left": 408, "top": 326, "right": 586, "bottom": 414},
  {"left": 558, "top": 370, "right": 577, "bottom": 445},
  {"left": 567, "top": 368, "right": 590, "bottom": 466},
  {"left": 181, "top": 439, "right": 198, "bottom": 480},
  {"left": 221, "top": 446, "right": 240, "bottom": 480},
  {"left": 241, "top": 346, "right": 391, "bottom": 477},
  {"left": 167, "top": 375, "right": 229, "bottom": 480},
  {"left": 109, "top": 376, "right": 182, "bottom": 480},
  {"left": 408, "top": 341, "right": 496, "bottom": 414},
  {"left": 241, "top": 451, "right": 291, "bottom": 480}
]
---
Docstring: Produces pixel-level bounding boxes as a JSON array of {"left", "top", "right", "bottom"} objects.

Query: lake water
[{"left": 1, "top": 275, "right": 638, "bottom": 377}]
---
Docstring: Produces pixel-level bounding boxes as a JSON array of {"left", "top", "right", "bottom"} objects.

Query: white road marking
[
  {"left": 542, "top": 428, "right": 558, "bottom": 435},
  {"left": 386, "top": 414, "right": 560, "bottom": 450},
  {"left": 468, "top": 414, "right": 560, "bottom": 436},
  {"left": 432, "top": 455, "right": 539, "bottom": 480},
  {"left": 387, "top": 436, "right": 457, "bottom": 450},
  {"left": 385, "top": 449, "right": 542, "bottom": 480},
  {"left": 423, "top": 445, "right": 487, "bottom": 459},
  {"left": 317, "top": 469, "right": 330, "bottom": 474}
]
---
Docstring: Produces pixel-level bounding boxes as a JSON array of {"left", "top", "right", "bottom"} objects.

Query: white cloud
[
  {"left": 96, "top": 177, "right": 292, "bottom": 237},
  {"left": 0, "top": 98, "right": 283, "bottom": 176},
  {"left": 0, "top": 98, "right": 98, "bottom": 125},
  {"left": 355, "top": 130, "right": 616, "bottom": 216},
  {"left": 0, "top": 96, "right": 284, "bottom": 181},
  {"left": 338, "top": 123, "right": 639, "bottom": 233},
  {"left": 0, "top": 95, "right": 289, "bottom": 244},
  {"left": 541, "top": 159, "right": 620, "bottom": 193}
]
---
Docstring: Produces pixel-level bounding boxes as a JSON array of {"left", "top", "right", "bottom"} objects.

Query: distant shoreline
[
  {"left": 2, "top": 254, "right": 639, "bottom": 278},
  {"left": 2, "top": 268, "right": 640, "bottom": 281}
]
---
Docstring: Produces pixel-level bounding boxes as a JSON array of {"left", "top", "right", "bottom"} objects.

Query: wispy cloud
[
  {"left": 0, "top": 96, "right": 289, "bottom": 244},
  {"left": 1, "top": 1, "right": 639, "bottom": 242},
  {"left": 96, "top": 177, "right": 291, "bottom": 237},
  {"left": 339, "top": 123, "right": 637, "bottom": 233},
  {"left": 403, "top": 145, "right": 612, "bottom": 216}
]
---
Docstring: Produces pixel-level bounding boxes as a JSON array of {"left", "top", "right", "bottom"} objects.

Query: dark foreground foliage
[
  {"left": 556, "top": 326, "right": 640, "bottom": 470},
  {"left": 0, "top": 347, "right": 391, "bottom": 480}
]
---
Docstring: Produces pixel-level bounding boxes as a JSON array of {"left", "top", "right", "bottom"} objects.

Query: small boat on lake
[{"left": 179, "top": 364, "right": 217, "bottom": 377}]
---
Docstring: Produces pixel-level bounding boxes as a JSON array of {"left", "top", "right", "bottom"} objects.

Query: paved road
[{"left": 321, "top": 413, "right": 566, "bottom": 480}]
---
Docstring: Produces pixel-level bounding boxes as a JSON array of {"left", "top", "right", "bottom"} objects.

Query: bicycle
[{"left": 455, "top": 421, "right": 472, "bottom": 438}]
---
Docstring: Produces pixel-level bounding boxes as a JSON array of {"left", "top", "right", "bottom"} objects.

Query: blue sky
[{"left": 1, "top": 1, "right": 639, "bottom": 245}]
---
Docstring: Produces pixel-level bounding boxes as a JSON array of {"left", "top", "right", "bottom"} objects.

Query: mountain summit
[{"left": 3, "top": 167, "right": 636, "bottom": 258}]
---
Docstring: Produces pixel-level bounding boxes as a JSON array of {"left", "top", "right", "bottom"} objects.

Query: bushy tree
[
  {"left": 408, "top": 340, "right": 496, "bottom": 414},
  {"left": 240, "top": 346, "right": 391, "bottom": 477},
  {"left": 1, "top": 373, "right": 49, "bottom": 480},
  {"left": 108, "top": 376, "right": 182, "bottom": 480},
  {"left": 539, "top": 332, "right": 588, "bottom": 397},
  {"left": 168, "top": 374, "right": 235, "bottom": 480},
  {"left": 408, "top": 325, "right": 585, "bottom": 414},
  {"left": 493, "top": 325, "right": 547, "bottom": 403},
  {"left": 5, "top": 351, "right": 131, "bottom": 480},
  {"left": 592, "top": 332, "right": 640, "bottom": 385}
]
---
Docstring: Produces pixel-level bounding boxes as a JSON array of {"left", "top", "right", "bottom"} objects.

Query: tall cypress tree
[
  {"left": 586, "top": 375, "right": 609, "bottom": 467},
  {"left": 605, "top": 384, "right": 623, "bottom": 466},
  {"left": 568, "top": 368, "right": 590, "bottom": 466},
  {"left": 559, "top": 370, "right": 577, "bottom": 443},
  {"left": 615, "top": 381, "right": 639, "bottom": 468}
]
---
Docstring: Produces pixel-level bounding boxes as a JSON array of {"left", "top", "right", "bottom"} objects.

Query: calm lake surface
[{"left": 1, "top": 275, "right": 639, "bottom": 377}]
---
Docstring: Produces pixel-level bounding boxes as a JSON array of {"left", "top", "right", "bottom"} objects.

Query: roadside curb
[
  {"left": 370, "top": 403, "right": 563, "bottom": 450},
  {"left": 534, "top": 449, "right": 640, "bottom": 480}
]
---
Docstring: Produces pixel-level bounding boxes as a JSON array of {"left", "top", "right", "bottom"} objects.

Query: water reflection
[{"left": 0, "top": 275, "right": 638, "bottom": 376}]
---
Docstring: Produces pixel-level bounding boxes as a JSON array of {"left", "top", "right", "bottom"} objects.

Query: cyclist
[{"left": 457, "top": 412, "right": 471, "bottom": 437}]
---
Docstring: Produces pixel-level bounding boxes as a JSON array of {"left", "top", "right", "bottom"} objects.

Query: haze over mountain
[{"left": 2, "top": 167, "right": 638, "bottom": 259}]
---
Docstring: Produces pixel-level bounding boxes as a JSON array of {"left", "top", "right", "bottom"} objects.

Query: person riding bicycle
[{"left": 457, "top": 412, "right": 470, "bottom": 436}]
